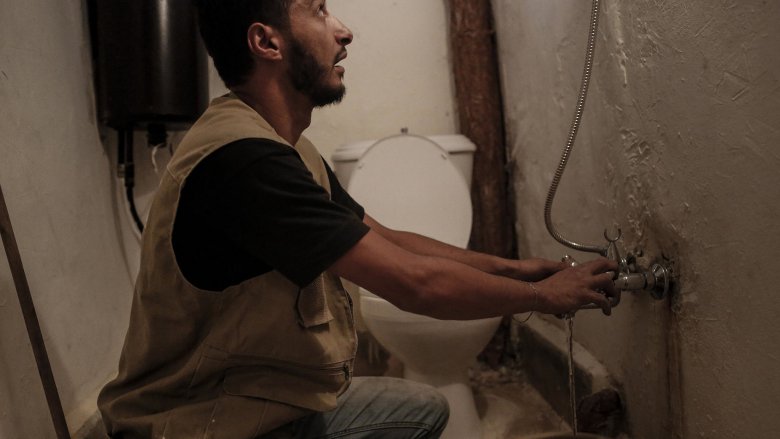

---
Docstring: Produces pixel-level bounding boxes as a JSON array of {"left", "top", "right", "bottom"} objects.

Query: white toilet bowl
[
  {"left": 360, "top": 290, "right": 500, "bottom": 380},
  {"left": 333, "top": 134, "right": 502, "bottom": 439},
  {"left": 360, "top": 289, "right": 501, "bottom": 439}
]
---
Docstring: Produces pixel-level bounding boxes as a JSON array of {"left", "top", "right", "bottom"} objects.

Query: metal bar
[{"left": 0, "top": 184, "right": 71, "bottom": 439}]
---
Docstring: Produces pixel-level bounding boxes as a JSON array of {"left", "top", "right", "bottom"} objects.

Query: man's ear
[{"left": 247, "top": 22, "right": 284, "bottom": 61}]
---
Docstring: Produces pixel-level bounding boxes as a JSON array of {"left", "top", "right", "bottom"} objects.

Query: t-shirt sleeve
[
  {"left": 199, "top": 139, "right": 370, "bottom": 287},
  {"left": 322, "top": 158, "right": 365, "bottom": 220}
]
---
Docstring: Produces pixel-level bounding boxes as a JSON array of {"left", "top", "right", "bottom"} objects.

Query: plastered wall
[
  {"left": 0, "top": 0, "right": 456, "bottom": 437},
  {"left": 0, "top": 1, "right": 134, "bottom": 437},
  {"left": 309, "top": 0, "right": 458, "bottom": 161},
  {"left": 493, "top": 0, "right": 780, "bottom": 437}
]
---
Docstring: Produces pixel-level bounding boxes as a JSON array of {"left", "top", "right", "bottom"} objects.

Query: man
[{"left": 98, "top": 1, "right": 618, "bottom": 438}]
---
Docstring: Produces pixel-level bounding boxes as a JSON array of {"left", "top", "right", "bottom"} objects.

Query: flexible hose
[{"left": 543, "top": 0, "right": 608, "bottom": 256}]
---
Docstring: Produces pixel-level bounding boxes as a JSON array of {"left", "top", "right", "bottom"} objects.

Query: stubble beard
[{"left": 287, "top": 36, "right": 346, "bottom": 108}]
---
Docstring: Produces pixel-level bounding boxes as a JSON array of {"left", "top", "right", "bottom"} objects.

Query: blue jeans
[{"left": 262, "top": 377, "right": 449, "bottom": 438}]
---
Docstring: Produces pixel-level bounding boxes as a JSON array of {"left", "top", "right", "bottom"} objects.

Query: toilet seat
[{"left": 346, "top": 135, "right": 473, "bottom": 248}]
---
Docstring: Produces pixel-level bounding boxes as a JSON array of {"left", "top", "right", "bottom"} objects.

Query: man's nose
[{"left": 334, "top": 17, "right": 353, "bottom": 46}]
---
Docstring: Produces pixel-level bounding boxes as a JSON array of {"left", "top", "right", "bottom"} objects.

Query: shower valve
[{"left": 563, "top": 233, "right": 672, "bottom": 312}]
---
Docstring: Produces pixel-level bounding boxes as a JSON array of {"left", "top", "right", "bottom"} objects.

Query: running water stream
[{"left": 567, "top": 314, "right": 578, "bottom": 436}]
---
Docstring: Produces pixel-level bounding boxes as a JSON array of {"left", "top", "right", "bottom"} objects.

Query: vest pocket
[
  {"left": 186, "top": 346, "right": 229, "bottom": 396},
  {"left": 296, "top": 274, "right": 334, "bottom": 328},
  {"left": 221, "top": 362, "right": 348, "bottom": 412}
]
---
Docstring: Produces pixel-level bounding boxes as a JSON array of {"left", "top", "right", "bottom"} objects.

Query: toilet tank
[{"left": 331, "top": 134, "right": 477, "bottom": 188}]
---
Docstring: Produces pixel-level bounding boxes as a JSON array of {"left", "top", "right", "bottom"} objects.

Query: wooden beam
[
  {"left": 449, "top": 0, "right": 516, "bottom": 258},
  {"left": 0, "top": 184, "right": 70, "bottom": 439}
]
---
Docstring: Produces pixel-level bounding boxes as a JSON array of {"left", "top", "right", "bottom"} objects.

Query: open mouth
[
  {"left": 334, "top": 50, "right": 348, "bottom": 66},
  {"left": 332, "top": 50, "right": 348, "bottom": 76}
]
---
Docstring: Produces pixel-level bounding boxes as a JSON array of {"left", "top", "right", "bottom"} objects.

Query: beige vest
[{"left": 99, "top": 95, "right": 357, "bottom": 439}]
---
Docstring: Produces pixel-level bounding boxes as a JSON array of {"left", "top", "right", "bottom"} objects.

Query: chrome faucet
[{"left": 563, "top": 228, "right": 672, "bottom": 312}]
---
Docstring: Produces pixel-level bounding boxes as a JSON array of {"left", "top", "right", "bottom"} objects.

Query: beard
[{"left": 287, "top": 36, "right": 346, "bottom": 108}]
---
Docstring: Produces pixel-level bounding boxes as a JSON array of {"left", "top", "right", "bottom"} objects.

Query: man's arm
[
  {"left": 329, "top": 228, "right": 617, "bottom": 320},
  {"left": 363, "top": 214, "right": 564, "bottom": 281}
]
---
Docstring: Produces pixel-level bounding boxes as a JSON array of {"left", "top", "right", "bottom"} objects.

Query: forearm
[
  {"left": 363, "top": 253, "right": 614, "bottom": 320},
  {"left": 364, "top": 214, "right": 515, "bottom": 276},
  {"left": 329, "top": 230, "right": 617, "bottom": 319},
  {"left": 406, "top": 255, "right": 539, "bottom": 320},
  {"left": 385, "top": 228, "right": 514, "bottom": 276},
  {"left": 330, "top": 230, "right": 536, "bottom": 319}
]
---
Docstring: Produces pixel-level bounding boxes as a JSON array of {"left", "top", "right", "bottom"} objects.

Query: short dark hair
[{"left": 194, "top": 0, "right": 292, "bottom": 87}]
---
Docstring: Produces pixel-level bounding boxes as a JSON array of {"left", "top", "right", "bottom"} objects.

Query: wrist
[
  {"left": 514, "top": 280, "right": 540, "bottom": 324},
  {"left": 527, "top": 281, "right": 540, "bottom": 311},
  {"left": 496, "top": 258, "right": 525, "bottom": 279}
]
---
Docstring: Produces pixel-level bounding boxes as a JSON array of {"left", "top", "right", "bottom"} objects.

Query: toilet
[{"left": 332, "top": 134, "right": 502, "bottom": 439}]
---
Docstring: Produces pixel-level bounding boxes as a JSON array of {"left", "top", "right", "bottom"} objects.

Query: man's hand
[
  {"left": 534, "top": 258, "right": 619, "bottom": 316},
  {"left": 507, "top": 258, "right": 568, "bottom": 282}
]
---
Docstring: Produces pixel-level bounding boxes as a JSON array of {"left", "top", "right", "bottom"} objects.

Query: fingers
[
  {"left": 539, "top": 258, "right": 624, "bottom": 316},
  {"left": 580, "top": 259, "right": 619, "bottom": 316},
  {"left": 566, "top": 271, "right": 617, "bottom": 316},
  {"left": 540, "top": 261, "right": 568, "bottom": 280},
  {"left": 592, "top": 272, "right": 619, "bottom": 298},
  {"left": 582, "top": 257, "right": 619, "bottom": 275},
  {"left": 591, "top": 271, "right": 621, "bottom": 315},
  {"left": 586, "top": 291, "right": 612, "bottom": 316},
  {"left": 550, "top": 260, "right": 569, "bottom": 272},
  {"left": 515, "top": 258, "right": 569, "bottom": 282}
]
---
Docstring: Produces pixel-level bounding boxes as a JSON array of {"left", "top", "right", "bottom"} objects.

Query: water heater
[
  {"left": 89, "top": 0, "right": 209, "bottom": 131},
  {"left": 88, "top": 0, "right": 209, "bottom": 232}
]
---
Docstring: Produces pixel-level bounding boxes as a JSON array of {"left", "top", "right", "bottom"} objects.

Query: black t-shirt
[{"left": 171, "top": 138, "right": 370, "bottom": 291}]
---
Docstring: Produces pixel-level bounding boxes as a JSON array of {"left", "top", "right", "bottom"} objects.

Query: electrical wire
[
  {"left": 118, "top": 129, "right": 145, "bottom": 234},
  {"left": 150, "top": 142, "right": 166, "bottom": 175}
]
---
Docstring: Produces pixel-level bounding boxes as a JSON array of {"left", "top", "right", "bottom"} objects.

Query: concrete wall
[
  {"left": 492, "top": 0, "right": 780, "bottom": 437},
  {"left": 310, "top": 0, "right": 458, "bottom": 161},
  {"left": 0, "top": 0, "right": 456, "bottom": 437},
  {"left": 0, "top": 0, "right": 134, "bottom": 437}
]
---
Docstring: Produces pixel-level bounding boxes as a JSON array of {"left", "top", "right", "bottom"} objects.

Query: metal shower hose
[{"left": 543, "top": 0, "right": 609, "bottom": 256}]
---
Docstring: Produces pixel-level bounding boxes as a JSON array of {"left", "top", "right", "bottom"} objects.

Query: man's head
[
  {"left": 194, "top": 0, "right": 292, "bottom": 88},
  {"left": 195, "top": 0, "right": 353, "bottom": 107}
]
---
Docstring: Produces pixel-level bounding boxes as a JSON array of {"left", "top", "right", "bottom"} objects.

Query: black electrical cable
[
  {"left": 126, "top": 187, "right": 144, "bottom": 233},
  {"left": 118, "top": 128, "right": 145, "bottom": 233}
]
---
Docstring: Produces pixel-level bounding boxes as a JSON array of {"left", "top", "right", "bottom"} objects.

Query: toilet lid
[{"left": 347, "top": 135, "right": 473, "bottom": 248}]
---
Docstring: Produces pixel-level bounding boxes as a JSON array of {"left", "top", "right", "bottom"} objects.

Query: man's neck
[{"left": 232, "top": 82, "right": 313, "bottom": 146}]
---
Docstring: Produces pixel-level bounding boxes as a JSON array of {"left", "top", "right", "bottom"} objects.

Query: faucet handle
[{"left": 604, "top": 227, "right": 629, "bottom": 274}]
